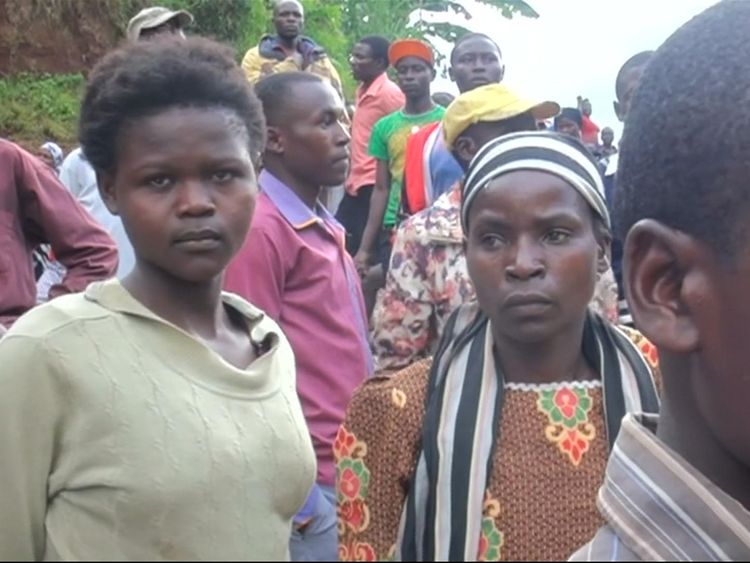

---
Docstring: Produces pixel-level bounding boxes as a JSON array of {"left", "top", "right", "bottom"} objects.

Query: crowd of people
[{"left": 0, "top": 0, "right": 749, "bottom": 560}]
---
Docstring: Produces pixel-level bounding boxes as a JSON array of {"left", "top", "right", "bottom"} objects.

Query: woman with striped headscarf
[{"left": 336, "top": 131, "right": 661, "bottom": 561}]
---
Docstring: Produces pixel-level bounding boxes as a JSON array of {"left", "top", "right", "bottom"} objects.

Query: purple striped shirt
[{"left": 570, "top": 414, "right": 750, "bottom": 561}]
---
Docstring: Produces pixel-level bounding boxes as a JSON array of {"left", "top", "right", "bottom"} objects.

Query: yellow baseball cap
[{"left": 443, "top": 84, "right": 560, "bottom": 149}]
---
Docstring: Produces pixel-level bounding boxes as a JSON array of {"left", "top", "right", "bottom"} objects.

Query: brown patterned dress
[{"left": 335, "top": 330, "right": 660, "bottom": 561}]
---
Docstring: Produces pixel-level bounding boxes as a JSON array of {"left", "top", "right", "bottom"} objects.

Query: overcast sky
[{"left": 429, "top": 0, "right": 719, "bottom": 143}]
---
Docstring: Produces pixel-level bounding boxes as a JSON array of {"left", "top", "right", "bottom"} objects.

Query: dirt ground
[{"left": 0, "top": 0, "right": 139, "bottom": 76}]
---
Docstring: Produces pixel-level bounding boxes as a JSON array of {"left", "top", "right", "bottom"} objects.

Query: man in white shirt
[{"left": 59, "top": 148, "right": 135, "bottom": 277}]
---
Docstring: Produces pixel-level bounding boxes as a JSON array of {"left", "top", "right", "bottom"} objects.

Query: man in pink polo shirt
[
  {"left": 224, "top": 72, "right": 373, "bottom": 561},
  {"left": 336, "top": 36, "right": 404, "bottom": 256}
]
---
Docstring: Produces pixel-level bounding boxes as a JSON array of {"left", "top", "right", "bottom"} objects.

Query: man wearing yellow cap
[
  {"left": 371, "top": 85, "right": 618, "bottom": 372},
  {"left": 354, "top": 39, "right": 445, "bottom": 278}
]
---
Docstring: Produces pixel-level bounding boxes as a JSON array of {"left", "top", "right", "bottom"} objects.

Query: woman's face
[
  {"left": 465, "top": 170, "right": 607, "bottom": 344},
  {"left": 98, "top": 106, "right": 257, "bottom": 285}
]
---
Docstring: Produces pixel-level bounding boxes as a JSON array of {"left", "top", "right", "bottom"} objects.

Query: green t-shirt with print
[{"left": 368, "top": 105, "right": 446, "bottom": 227}]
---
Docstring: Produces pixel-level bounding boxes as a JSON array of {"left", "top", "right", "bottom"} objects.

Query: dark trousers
[{"left": 335, "top": 185, "right": 373, "bottom": 256}]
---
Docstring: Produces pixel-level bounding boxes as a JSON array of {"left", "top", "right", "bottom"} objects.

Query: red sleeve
[
  {"left": 223, "top": 225, "right": 287, "bottom": 320},
  {"left": 15, "top": 148, "right": 118, "bottom": 297}
]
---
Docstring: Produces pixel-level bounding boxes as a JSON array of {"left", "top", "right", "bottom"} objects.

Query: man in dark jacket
[{"left": 241, "top": 0, "right": 343, "bottom": 99}]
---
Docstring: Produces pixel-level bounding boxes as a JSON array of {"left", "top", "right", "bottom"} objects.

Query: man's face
[
  {"left": 601, "top": 128, "right": 614, "bottom": 146},
  {"left": 273, "top": 81, "right": 351, "bottom": 188},
  {"left": 449, "top": 36, "right": 504, "bottom": 93},
  {"left": 395, "top": 56, "right": 434, "bottom": 101},
  {"left": 581, "top": 99, "right": 592, "bottom": 116},
  {"left": 273, "top": 0, "right": 304, "bottom": 40},
  {"left": 453, "top": 112, "right": 537, "bottom": 169},
  {"left": 556, "top": 117, "right": 582, "bottom": 140},
  {"left": 349, "top": 43, "right": 382, "bottom": 84}
]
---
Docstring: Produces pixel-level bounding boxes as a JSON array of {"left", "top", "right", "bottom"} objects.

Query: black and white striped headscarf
[{"left": 461, "top": 131, "right": 610, "bottom": 233}]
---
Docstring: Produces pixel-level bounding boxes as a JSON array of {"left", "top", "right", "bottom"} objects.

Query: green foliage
[
  {"left": 320, "top": 0, "right": 538, "bottom": 95},
  {"left": 156, "top": 0, "right": 268, "bottom": 55},
  {"left": 154, "top": 0, "right": 539, "bottom": 97},
  {"left": 0, "top": 73, "right": 84, "bottom": 148},
  {"left": 301, "top": 0, "right": 355, "bottom": 96},
  {"left": 338, "top": 0, "right": 537, "bottom": 44},
  {"left": 1, "top": 0, "right": 537, "bottom": 145}
]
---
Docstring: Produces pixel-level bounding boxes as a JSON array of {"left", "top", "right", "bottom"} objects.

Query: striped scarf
[{"left": 396, "top": 304, "right": 660, "bottom": 561}]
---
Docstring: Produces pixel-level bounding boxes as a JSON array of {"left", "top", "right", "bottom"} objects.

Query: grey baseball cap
[{"left": 127, "top": 7, "right": 194, "bottom": 42}]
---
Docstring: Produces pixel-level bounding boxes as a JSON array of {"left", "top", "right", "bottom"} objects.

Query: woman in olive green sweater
[{"left": 0, "top": 36, "right": 316, "bottom": 561}]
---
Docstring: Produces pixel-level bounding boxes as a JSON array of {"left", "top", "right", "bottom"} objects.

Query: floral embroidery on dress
[
  {"left": 338, "top": 538, "right": 377, "bottom": 562},
  {"left": 537, "top": 386, "right": 597, "bottom": 466},
  {"left": 477, "top": 491, "right": 504, "bottom": 561},
  {"left": 335, "top": 426, "right": 377, "bottom": 560},
  {"left": 638, "top": 339, "right": 659, "bottom": 368},
  {"left": 617, "top": 325, "right": 660, "bottom": 369}
]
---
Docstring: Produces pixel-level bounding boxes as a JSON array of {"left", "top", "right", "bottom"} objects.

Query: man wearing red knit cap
[{"left": 354, "top": 39, "right": 444, "bottom": 279}]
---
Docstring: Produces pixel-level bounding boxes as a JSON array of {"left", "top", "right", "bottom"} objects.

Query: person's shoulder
[
  {"left": 0, "top": 137, "right": 22, "bottom": 153},
  {"left": 3, "top": 291, "right": 111, "bottom": 342},
  {"left": 242, "top": 43, "right": 261, "bottom": 56},
  {"left": 351, "top": 358, "right": 432, "bottom": 412},
  {"left": 405, "top": 185, "right": 462, "bottom": 244},
  {"left": 0, "top": 138, "right": 26, "bottom": 165},
  {"left": 374, "top": 109, "right": 403, "bottom": 129},
  {"left": 369, "top": 112, "right": 401, "bottom": 148},
  {"left": 248, "top": 35, "right": 274, "bottom": 55},
  {"left": 247, "top": 192, "right": 285, "bottom": 229},
  {"left": 395, "top": 208, "right": 427, "bottom": 242}
]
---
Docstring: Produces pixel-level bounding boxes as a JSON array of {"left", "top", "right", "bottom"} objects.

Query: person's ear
[
  {"left": 613, "top": 100, "right": 624, "bottom": 122},
  {"left": 624, "top": 219, "right": 700, "bottom": 352},
  {"left": 448, "top": 65, "right": 456, "bottom": 83},
  {"left": 454, "top": 135, "right": 477, "bottom": 167},
  {"left": 97, "top": 170, "right": 119, "bottom": 216},
  {"left": 430, "top": 67, "right": 437, "bottom": 81},
  {"left": 265, "top": 126, "right": 284, "bottom": 156}
]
